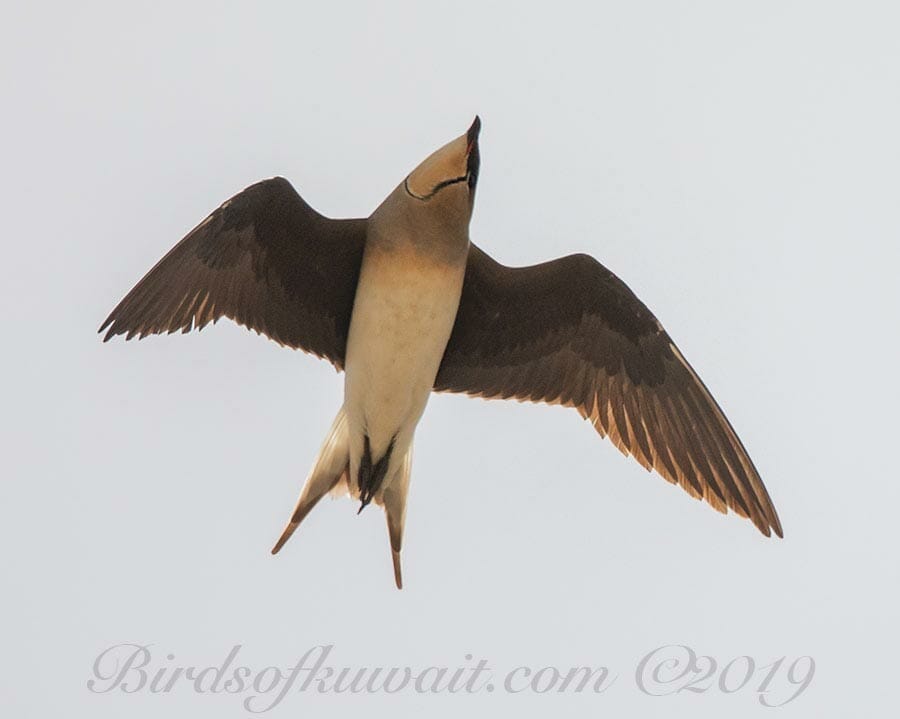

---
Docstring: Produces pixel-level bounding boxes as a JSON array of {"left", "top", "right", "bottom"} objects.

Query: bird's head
[{"left": 403, "top": 116, "right": 481, "bottom": 222}]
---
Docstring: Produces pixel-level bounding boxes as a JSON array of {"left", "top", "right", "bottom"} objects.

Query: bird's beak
[
  {"left": 466, "top": 116, "right": 481, "bottom": 184},
  {"left": 466, "top": 115, "right": 481, "bottom": 155}
]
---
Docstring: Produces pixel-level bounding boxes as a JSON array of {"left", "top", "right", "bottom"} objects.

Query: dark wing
[
  {"left": 99, "top": 177, "right": 366, "bottom": 369},
  {"left": 435, "top": 245, "right": 782, "bottom": 537}
]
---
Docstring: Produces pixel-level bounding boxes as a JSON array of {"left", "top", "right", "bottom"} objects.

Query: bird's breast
[{"left": 343, "top": 244, "right": 467, "bottom": 457}]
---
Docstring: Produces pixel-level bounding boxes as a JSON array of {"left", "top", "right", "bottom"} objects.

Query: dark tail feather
[{"left": 357, "top": 435, "right": 395, "bottom": 513}]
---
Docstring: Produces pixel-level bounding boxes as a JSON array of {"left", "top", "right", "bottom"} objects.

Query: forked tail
[{"left": 270, "top": 406, "right": 414, "bottom": 590}]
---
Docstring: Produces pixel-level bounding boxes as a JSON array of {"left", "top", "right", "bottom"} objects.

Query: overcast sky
[{"left": 3, "top": 1, "right": 899, "bottom": 716}]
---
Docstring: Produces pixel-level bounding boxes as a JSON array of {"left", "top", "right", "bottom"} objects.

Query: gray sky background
[{"left": 3, "top": 1, "right": 899, "bottom": 716}]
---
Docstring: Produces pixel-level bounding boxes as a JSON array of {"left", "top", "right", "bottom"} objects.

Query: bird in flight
[{"left": 100, "top": 117, "right": 782, "bottom": 588}]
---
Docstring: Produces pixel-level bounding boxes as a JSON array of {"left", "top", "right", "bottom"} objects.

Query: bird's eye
[{"left": 467, "top": 172, "right": 477, "bottom": 188}]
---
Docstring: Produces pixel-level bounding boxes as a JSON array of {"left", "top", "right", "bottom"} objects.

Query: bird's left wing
[
  {"left": 100, "top": 177, "right": 366, "bottom": 369},
  {"left": 435, "top": 245, "right": 782, "bottom": 537}
]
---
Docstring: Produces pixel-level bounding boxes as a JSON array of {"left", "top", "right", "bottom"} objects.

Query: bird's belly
[{"left": 343, "top": 251, "right": 465, "bottom": 462}]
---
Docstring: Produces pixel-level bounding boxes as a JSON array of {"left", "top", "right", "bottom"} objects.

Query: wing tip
[
  {"left": 749, "top": 508, "right": 783, "bottom": 539},
  {"left": 769, "top": 516, "right": 784, "bottom": 539},
  {"left": 98, "top": 317, "right": 115, "bottom": 341}
]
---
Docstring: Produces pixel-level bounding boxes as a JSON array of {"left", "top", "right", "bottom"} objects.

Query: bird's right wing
[
  {"left": 99, "top": 177, "right": 367, "bottom": 369},
  {"left": 435, "top": 245, "right": 782, "bottom": 537}
]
